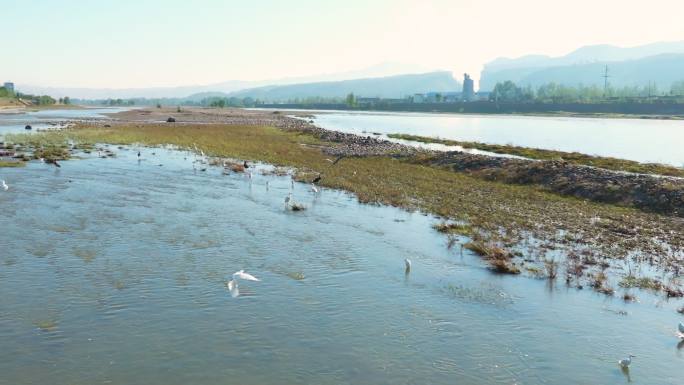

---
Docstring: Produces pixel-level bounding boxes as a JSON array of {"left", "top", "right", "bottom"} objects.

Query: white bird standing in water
[
  {"left": 404, "top": 258, "right": 412, "bottom": 274},
  {"left": 618, "top": 355, "right": 635, "bottom": 368},
  {"left": 310, "top": 183, "right": 318, "bottom": 194},
  {"left": 285, "top": 192, "right": 292, "bottom": 207},
  {"left": 226, "top": 270, "right": 261, "bottom": 298},
  {"left": 1, "top": 180, "right": 8, "bottom": 191}
]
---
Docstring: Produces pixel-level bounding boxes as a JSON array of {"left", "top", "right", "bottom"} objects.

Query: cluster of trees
[
  {"left": 16, "top": 92, "right": 58, "bottom": 105},
  {"left": 489, "top": 80, "right": 684, "bottom": 103},
  {"left": 0, "top": 86, "right": 15, "bottom": 98},
  {"left": 204, "top": 96, "right": 259, "bottom": 108},
  {"left": 1, "top": 87, "right": 70, "bottom": 106}
]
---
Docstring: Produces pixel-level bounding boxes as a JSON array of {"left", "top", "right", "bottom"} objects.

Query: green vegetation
[
  {"left": 619, "top": 275, "right": 662, "bottom": 291},
  {"left": 387, "top": 133, "right": 684, "bottom": 177},
  {"left": 489, "top": 80, "right": 684, "bottom": 104},
  {"left": 0, "top": 86, "right": 15, "bottom": 98},
  {"left": 433, "top": 222, "right": 473, "bottom": 236},
  {"left": 0, "top": 161, "right": 25, "bottom": 168},
  {"left": 346, "top": 92, "right": 356, "bottom": 107}
]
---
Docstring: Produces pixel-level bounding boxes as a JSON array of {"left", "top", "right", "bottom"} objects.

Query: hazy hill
[
  {"left": 480, "top": 41, "right": 684, "bottom": 90},
  {"left": 225, "top": 71, "right": 461, "bottom": 101},
  {"left": 16, "top": 62, "right": 432, "bottom": 100}
]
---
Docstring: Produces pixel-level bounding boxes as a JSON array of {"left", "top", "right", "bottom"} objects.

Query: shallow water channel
[
  {"left": 0, "top": 144, "right": 682, "bottom": 385},
  {"left": 309, "top": 111, "right": 684, "bottom": 167}
]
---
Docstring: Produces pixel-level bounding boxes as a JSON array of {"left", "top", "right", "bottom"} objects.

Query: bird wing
[
  {"left": 236, "top": 271, "right": 260, "bottom": 281},
  {"left": 226, "top": 279, "right": 237, "bottom": 291}
]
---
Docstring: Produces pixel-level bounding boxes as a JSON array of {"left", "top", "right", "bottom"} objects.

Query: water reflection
[{"left": 621, "top": 366, "right": 632, "bottom": 383}]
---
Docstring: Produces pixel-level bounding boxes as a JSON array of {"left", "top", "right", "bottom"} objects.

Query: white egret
[
  {"left": 226, "top": 270, "right": 260, "bottom": 298},
  {"left": 233, "top": 270, "right": 260, "bottom": 281},
  {"left": 1, "top": 180, "right": 8, "bottom": 191},
  {"left": 404, "top": 258, "right": 412, "bottom": 274},
  {"left": 618, "top": 355, "right": 635, "bottom": 368},
  {"left": 311, "top": 183, "right": 318, "bottom": 193}
]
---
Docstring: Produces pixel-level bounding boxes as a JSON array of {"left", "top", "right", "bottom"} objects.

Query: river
[
  {"left": 308, "top": 111, "right": 684, "bottom": 166},
  {"left": 0, "top": 109, "right": 682, "bottom": 384}
]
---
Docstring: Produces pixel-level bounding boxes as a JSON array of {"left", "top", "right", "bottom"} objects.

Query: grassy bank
[
  {"left": 6, "top": 123, "right": 683, "bottom": 295},
  {"left": 387, "top": 133, "right": 684, "bottom": 177}
]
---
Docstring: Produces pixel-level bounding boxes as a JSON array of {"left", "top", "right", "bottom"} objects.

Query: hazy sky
[{"left": 2, "top": 0, "right": 683, "bottom": 88}]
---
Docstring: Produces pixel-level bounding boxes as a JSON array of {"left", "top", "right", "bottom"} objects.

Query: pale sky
[{"left": 2, "top": 0, "right": 683, "bottom": 88}]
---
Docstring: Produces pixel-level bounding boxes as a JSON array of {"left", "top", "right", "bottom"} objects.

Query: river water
[
  {"left": 0, "top": 109, "right": 683, "bottom": 385},
  {"left": 309, "top": 111, "right": 684, "bottom": 166},
  {"left": 0, "top": 107, "right": 130, "bottom": 135}
]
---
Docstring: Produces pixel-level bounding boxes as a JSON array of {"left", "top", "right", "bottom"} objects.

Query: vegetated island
[{"left": 3, "top": 107, "right": 683, "bottom": 301}]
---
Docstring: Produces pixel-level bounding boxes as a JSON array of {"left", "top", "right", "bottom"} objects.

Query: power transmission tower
[{"left": 602, "top": 65, "right": 610, "bottom": 96}]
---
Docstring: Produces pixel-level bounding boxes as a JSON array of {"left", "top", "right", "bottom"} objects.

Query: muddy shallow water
[{"left": 0, "top": 146, "right": 682, "bottom": 385}]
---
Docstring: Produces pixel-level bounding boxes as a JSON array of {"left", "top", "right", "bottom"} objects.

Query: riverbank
[
  {"left": 4, "top": 107, "right": 683, "bottom": 300},
  {"left": 387, "top": 133, "right": 684, "bottom": 177}
]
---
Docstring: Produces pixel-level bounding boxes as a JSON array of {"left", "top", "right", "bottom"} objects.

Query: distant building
[
  {"left": 462, "top": 74, "right": 474, "bottom": 101},
  {"left": 3, "top": 82, "right": 14, "bottom": 93}
]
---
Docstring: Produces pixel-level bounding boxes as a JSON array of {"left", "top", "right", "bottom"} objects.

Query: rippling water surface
[
  {"left": 0, "top": 147, "right": 682, "bottom": 385},
  {"left": 310, "top": 111, "right": 684, "bottom": 166},
  {"left": 0, "top": 110, "right": 683, "bottom": 384},
  {"left": 0, "top": 107, "right": 129, "bottom": 135}
]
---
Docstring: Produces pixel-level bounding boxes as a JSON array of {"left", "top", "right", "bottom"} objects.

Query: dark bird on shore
[
  {"left": 312, "top": 175, "right": 322, "bottom": 184},
  {"left": 46, "top": 159, "right": 61, "bottom": 168},
  {"left": 25, "top": 125, "right": 32, "bottom": 130},
  {"left": 243, "top": 160, "right": 249, "bottom": 168},
  {"left": 137, "top": 151, "right": 141, "bottom": 158}
]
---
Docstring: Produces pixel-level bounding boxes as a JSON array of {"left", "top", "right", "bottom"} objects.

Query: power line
[{"left": 602, "top": 65, "right": 610, "bottom": 95}]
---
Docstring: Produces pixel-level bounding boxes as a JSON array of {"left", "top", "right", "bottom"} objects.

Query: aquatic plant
[
  {"left": 619, "top": 276, "right": 662, "bottom": 291},
  {"left": 433, "top": 221, "right": 473, "bottom": 236}
]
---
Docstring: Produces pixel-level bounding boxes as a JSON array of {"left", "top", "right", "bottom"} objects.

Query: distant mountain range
[
  {"left": 16, "top": 62, "right": 432, "bottom": 99},
  {"left": 219, "top": 71, "right": 460, "bottom": 101},
  {"left": 480, "top": 41, "right": 684, "bottom": 91}
]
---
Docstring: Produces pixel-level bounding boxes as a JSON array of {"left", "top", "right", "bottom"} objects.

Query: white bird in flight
[
  {"left": 1, "top": 180, "right": 8, "bottom": 191},
  {"left": 226, "top": 270, "right": 261, "bottom": 298},
  {"left": 618, "top": 354, "right": 635, "bottom": 368},
  {"left": 232, "top": 270, "right": 260, "bottom": 281}
]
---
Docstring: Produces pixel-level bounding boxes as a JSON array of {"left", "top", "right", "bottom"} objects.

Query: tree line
[{"left": 489, "top": 80, "right": 684, "bottom": 103}]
